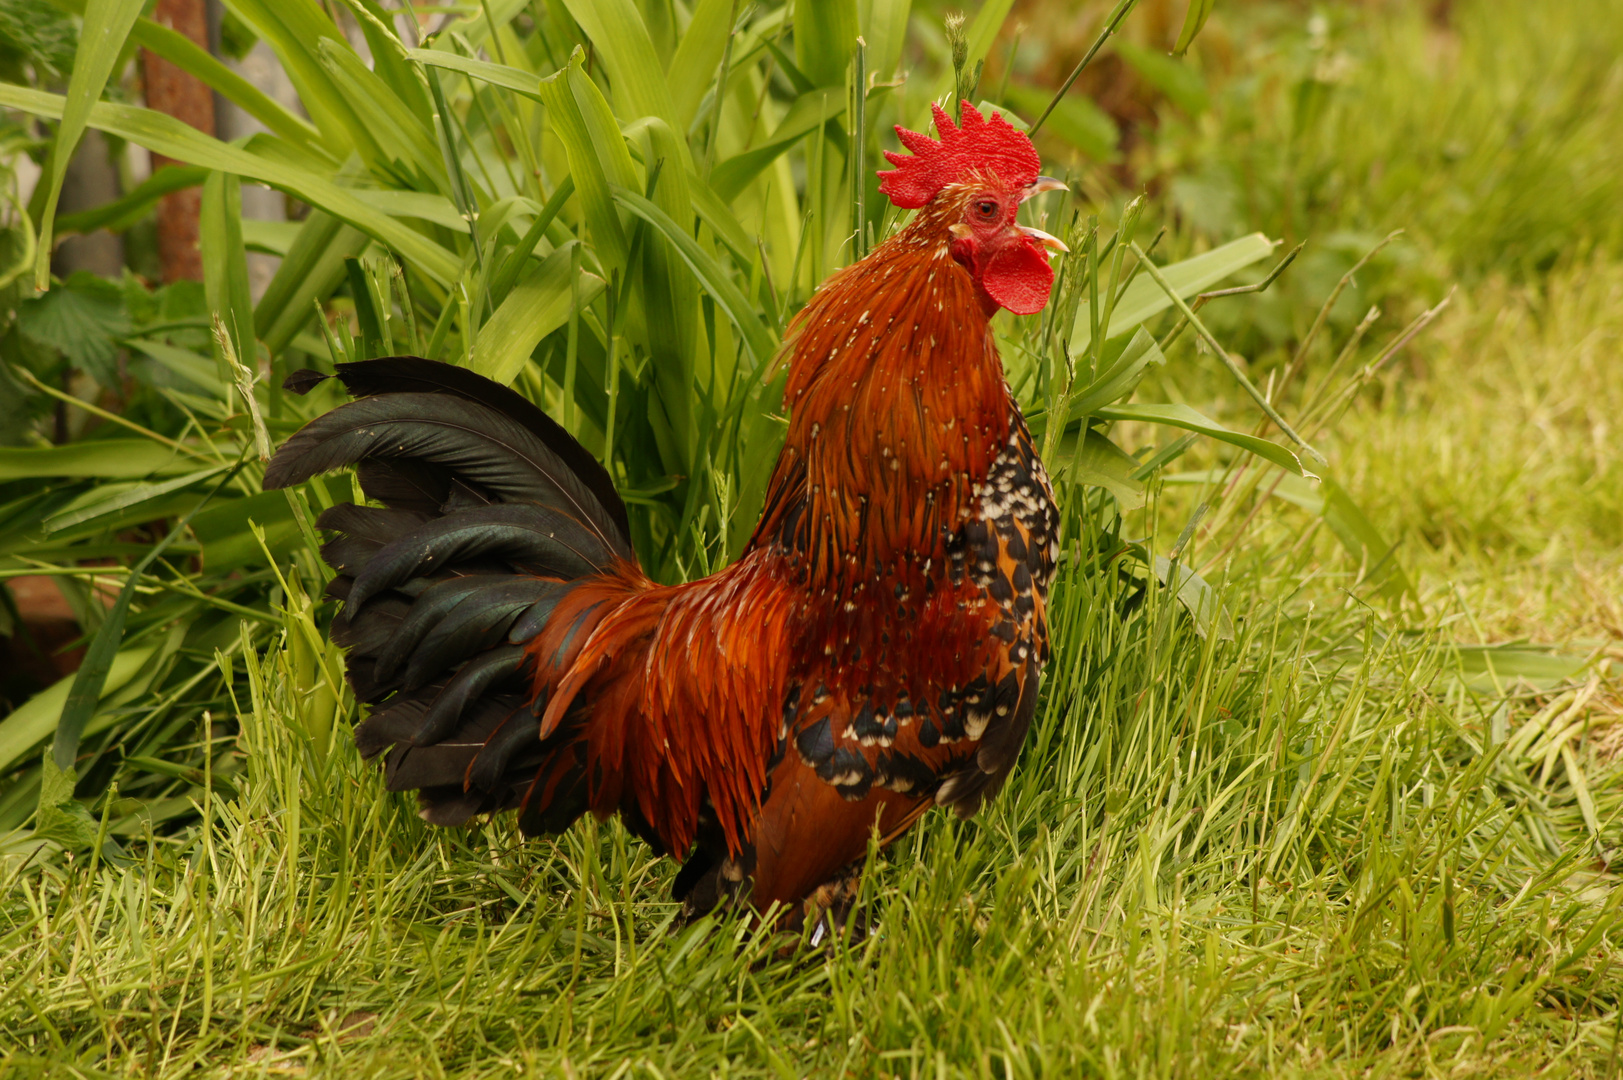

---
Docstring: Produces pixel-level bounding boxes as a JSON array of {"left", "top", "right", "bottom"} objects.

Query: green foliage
[
  {"left": 1, "top": 1, "right": 1619, "bottom": 1071},
  {"left": 16, "top": 271, "right": 129, "bottom": 385},
  {"left": 1, "top": 476, "right": 1617, "bottom": 1074},
  {"left": 0, "top": 0, "right": 1379, "bottom": 767},
  {"left": 0, "top": 0, "right": 1443, "bottom": 865},
  {"left": 0, "top": 0, "right": 76, "bottom": 84},
  {"left": 1134, "top": 0, "right": 1623, "bottom": 330}
]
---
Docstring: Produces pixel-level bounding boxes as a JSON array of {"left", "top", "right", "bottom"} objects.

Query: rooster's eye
[{"left": 976, "top": 200, "right": 999, "bottom": 218}]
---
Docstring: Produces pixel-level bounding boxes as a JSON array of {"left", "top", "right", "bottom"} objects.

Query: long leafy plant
[{"left": 0, "top": 0, "right": 1408, "bottom": 849}]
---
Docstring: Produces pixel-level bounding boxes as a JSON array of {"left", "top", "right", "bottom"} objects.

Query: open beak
[
  {"left": 1023, "top": 176, "right": 1068, "bottom": 199},
  {"left": 1018, "top": 225, "right": 1069, "bottom": 253}
]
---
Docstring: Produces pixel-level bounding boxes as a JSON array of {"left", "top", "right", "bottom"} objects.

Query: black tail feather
[
  {"left": 373, "top": 574, "right": 519, "bottom": 684},
  {"left": 266, "top": 390, "right": 628, "bottom": 558},
  {"left": 345, "top": 504, "right": 615, "bottom": 613},
  {"left": 267, "top": 358, "right": 633, "bottom": 839},
  {"left": 401, "top": 582, "right": 550, "bottom": 691},
  {"left": 316, "top": 504, "right": 432, "bottom": 575},
  {"left": 415, "top": 645, "right": 531, "bottom": 745},
  {"left": 306, "top": 356, "right": 629, "bottom": 544}
]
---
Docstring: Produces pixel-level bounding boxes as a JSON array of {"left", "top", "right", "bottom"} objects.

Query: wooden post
[{"left": 139, "top": 0, "right": 215, "bottom": 283}]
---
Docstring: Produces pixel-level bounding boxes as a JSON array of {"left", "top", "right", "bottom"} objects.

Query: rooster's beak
[
  {"left": 1018, "top": 225, "right": 1069, "bottom": 253},
  {"left": 1023, "top": 176, "right": 1068, "bottom": 199}
]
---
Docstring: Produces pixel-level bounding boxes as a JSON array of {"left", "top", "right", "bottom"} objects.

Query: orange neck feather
[{"left": 762, "top": 204, "right": 1015, "bottom": 591}]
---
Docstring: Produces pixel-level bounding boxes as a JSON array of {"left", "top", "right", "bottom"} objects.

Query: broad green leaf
[
  {"left": 1027, "top": 329, "right": 1167, "bottom": 439},
  {"left": 1064, "top": 427, "right": 1145, "bottom": 509},
  {"left": 1097, "top": 402, "right": 1306, "bottom": 475},
  {"left": 0, "top": 647, "right": 153, "bottom": 776},
  {"left": 188, "top": 477, "right": 337, "bottom": 568},
  {"left": 1125, "top": 541, "right": 1233, "bottom": 640},
  {"left": 190, "top": 486, "right": 339, "bottom": 571},
  {"left": 50, "top": 465, "right": 241, "bottom": 769},
  {"left": 126, "top": 337, "right": 226, "bottom": 394},
  {"left": 728, "top": 370, "right": 788, "bottom": 558},
  {"left": 241, "top": 219, "right": 301, "bottom": 256},
  {"left": 254, "top": 210, "right": 369, "bottom": 355},
  {"left": 347, "top": 0, "right": 433, "bottom": 122},
  {"left": 626, "top": 117, "right": 704, "bottom": 466},
  {"left": 406, "top": 49, "right": 543, "bottom": 102},
  {"left": 432, "top": 0, "right": 525, "bottom": 51},
  {"left": 1114, "top": 39, "right": 1209, "bottom": 116},
  {"left": 562, "top": 0, "right": 682, "bottom": 139},
  {"left": 1167, "top": 467, "right": 1414, "bottom": 602},
  {"left": 42, "top": 463, "right": 235, "bottom": 534},
  {"left": 52, "top": 0, "right": 325, "bottom": 153},
  {"left": 55, "top": 165, "right": 209, "bottom": 236},
  {"left": 201, "top": 172, "right": 256, "bottom": 372},
  {"left": 1071, "top": 233, "right": 1274, "bottom": 352},
  {"left": 318, "top": 39, "right": 444, "bottom": 189},
  {"left": 686, "top": 173, "right": 756, "bottom": 267},
  {"left": 612, "top": 187, "right": 779, "bottom": 370},
  {"left": 0, "top": 441, "right": 191, "bottom": 481},
  {"left": 0, "top": 84, "right": 462, "bottom": 285},
  {"left": 795, "top": 0, "right": 859, "bottom": 87},
  {"left": 760, "top": 37, "right": 816, "bottom": 96},
  {"left": 17, "top": 271, "right": 129, "bottom": 384},
  {"left": 221, "top": 0, "right": 359, "bottom": 155},
  {"left": 1174, "top": 0, "right": 1216, "bottom": 56},
  {"left": 32, "top": 750, "right": 99, "bottom": 853},
  {"left": 1070, "top": 328, "right": 1167, "bottom": 422},
  {"left": 710, "top": 88, "right": 846, "bottom": 201},
  {"left": 32, "top": 0, "right": 145, "bottom": 289},
  {"left": 666, "top": 0, "right": 737, "bottom": 128},
  {"left": 1270, "top": 474, "right": 1413, "bottom": 601},
  {"left": 859, "top": 0, "right": 913, "bottom": 81},
  {"left": 1003, "top": 83, "right": 1117, "bottom": 160},
  {"left": 537, "top": 49, "right": 637, "bottom": 274},
  {"left": 363, "top": 189, "right": 466, "bottom": 229},
  {"left": 1451, "top": 644, "right": 1595, "bottom": 692},
  {"left": 472, "top": 243, "right": 604, "bottom": 385}
]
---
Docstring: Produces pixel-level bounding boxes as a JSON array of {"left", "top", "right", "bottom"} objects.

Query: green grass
[
  {"left": 3, "top": 398, "right": 1620, "bottom": 1075},
  {"left": 3, "top": 0, "right": 1623, "bottom": 1075}
]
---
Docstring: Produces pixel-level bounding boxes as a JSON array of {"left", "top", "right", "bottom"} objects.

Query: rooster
[{"left": 265, "top": 102, "right": 1066, "bottom": 926}]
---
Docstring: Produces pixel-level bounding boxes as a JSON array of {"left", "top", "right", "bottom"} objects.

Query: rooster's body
[{"left": 266, "top": 103, "right": 1065, "bottom": 920}]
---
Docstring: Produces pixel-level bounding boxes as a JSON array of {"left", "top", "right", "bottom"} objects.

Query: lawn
[{"left": 2, "top": 0, "right": 1620, "bottom": 1076}]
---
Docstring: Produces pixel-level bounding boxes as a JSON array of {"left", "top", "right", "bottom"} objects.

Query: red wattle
[{"left": 982, "top": 240, "right": 1055, "bottom": 315}]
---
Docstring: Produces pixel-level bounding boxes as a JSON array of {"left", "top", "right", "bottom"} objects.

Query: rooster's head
[{"left": 877, "top": 102, "right": 1067, "bottom": 315}]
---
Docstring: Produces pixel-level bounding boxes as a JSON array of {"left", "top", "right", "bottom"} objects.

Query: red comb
[{"left": 877, "top": 101, "right": 1042, "bottom": 209}]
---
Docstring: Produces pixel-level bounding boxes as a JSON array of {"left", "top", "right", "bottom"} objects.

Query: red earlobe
[{"left": 981, "top": 241, "right": 1055, "bottom": 315}]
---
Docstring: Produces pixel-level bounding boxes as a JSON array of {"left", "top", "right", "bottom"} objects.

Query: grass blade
[
  {"left": 201, "top": 172, "right": 256, "bottom": 382},
  {"left": 53, "top": 0, "right": 325, "bottom": 152},
  {"left": 51, "top": 458, "right": 247, "bottom": 770},
  {"left": 1097, "top": 401, "right": 1306, "bottom": 476},
  {"left": 0, "top": 648, "right": 156, "bottom": 776},
  {"left": 562, "top": 0, "right": 682, "bottom": 134},
  {"left": 31, "top": 0, "right": 145, "bottom": 290},
  {"left": 1070, "top": 234, "right": 1274, "bottom": 352},
  {"left": 794, "top": 0, "right": 858, "bottom": 87},
  {"left": 0, "top": 442, "right": 191, "bottom": 481},
  {"left": 666, "top": 0, "right": 738, "bottom": 129},
  {"left": 0, "top": 83, "right": 461, "bottom": 285},
  {"left": 612, "top": 186, "right": 778, "bottom": 369},
  {"left": 472, "top": 244, "right": 604, "bottom": 384},
  {"left": 1130, "top": 240, "right": 1324, "bottom": 465}
]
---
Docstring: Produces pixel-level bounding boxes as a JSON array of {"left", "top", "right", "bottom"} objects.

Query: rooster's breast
[{"left": 735, "top": 409, "right": 1059, "bottom": 910}]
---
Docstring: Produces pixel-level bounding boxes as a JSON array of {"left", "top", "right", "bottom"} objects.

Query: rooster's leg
[{"left": 799, "top": 864, "right": 872, "bottom": 947}]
